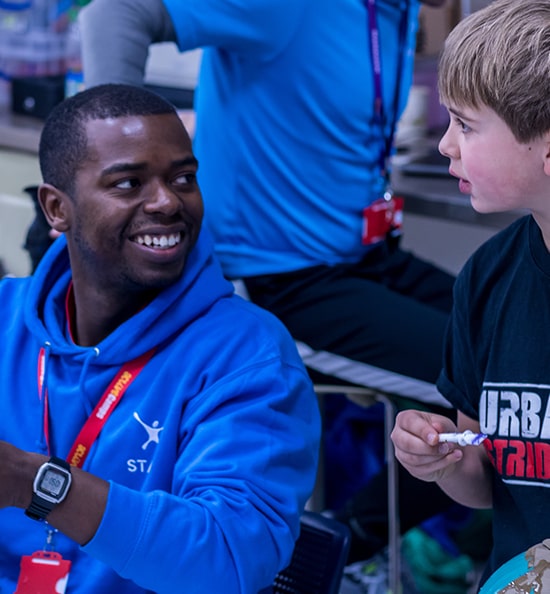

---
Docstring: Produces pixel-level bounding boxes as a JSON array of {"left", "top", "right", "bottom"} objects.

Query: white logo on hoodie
[{"left": 133, "top": 411, "right": 164, "bottom": 450}]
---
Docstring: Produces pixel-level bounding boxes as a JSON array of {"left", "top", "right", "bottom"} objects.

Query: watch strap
[
  {"left": 25, "top": 457, "right": 71, "bottom": 521},
  {"left": 25, "top": 493, "right": 57, "bottom": 521}
]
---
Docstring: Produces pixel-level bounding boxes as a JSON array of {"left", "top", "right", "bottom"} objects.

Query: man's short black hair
[{"left": 39, "top": 84, "right": 178, "bottom": 196}]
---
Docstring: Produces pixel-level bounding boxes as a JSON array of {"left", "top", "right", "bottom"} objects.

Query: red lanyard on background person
[{"left": 37, "top": 346, "right": 156, "bottom": 468}]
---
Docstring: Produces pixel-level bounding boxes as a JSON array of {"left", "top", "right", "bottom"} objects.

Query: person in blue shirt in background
[
  {"left": 76, "top": 0, "right": 465, "bottom": 572},
  {"left": 0, "top": 83, "right": 320, "bottom": 594}
]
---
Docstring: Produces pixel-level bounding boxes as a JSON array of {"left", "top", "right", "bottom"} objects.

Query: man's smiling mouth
[{"left": 133, "top": 232, "right": 181, "bottom": 249}]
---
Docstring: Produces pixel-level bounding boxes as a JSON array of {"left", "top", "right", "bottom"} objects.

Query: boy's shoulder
[
  {"left": 466, "top": 214, "right": 530, "bottom": 269},
  {"left": 454, "top": 215, "right": 531, "bottom": 301}
]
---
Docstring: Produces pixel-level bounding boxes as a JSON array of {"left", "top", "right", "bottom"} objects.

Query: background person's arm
[{"left": 79, "top": 0, "right": 177, "bottom": 87}]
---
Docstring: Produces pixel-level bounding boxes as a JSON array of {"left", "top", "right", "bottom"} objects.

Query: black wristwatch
[{"left": 25, "top": 456, "right": 72, "bottom": 521}]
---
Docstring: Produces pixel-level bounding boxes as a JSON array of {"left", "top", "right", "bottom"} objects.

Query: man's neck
[{"left": 67, "top": 283, "right": 156, "bottom": 347}]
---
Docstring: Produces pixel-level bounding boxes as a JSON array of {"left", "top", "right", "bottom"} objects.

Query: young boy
[{"left": 391, "top": 0, "right": 550, "bottom": 589}]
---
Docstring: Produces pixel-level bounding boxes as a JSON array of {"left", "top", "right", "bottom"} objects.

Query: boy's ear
[{"left": 37, "top": 183, "right": 71, "bottom": 233}]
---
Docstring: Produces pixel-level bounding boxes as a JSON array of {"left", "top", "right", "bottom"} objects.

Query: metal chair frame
[
  {"left": 230, "top": 281, "right": 401, "bottom": 593},
  {"left": 312, "top": 385, "right": 401, "bottom": 594}
]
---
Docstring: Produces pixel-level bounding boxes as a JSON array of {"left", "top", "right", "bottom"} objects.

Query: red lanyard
[{"left": 37, "top": 347, "right": 155, "bottom": 468}]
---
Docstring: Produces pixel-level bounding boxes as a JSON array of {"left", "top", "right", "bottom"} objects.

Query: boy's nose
[{"left": 438, "top": 124, "right": 455, "bottom": 160}]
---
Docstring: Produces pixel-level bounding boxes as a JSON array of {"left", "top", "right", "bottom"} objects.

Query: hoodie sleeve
[{"left": 82, "top": 352, "right": 321, "bottom": 593}]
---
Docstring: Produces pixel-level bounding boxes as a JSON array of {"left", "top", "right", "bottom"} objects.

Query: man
[
  {"left": 0, "top": 84, "right": 320, "bottom": 594},
  {"left": 78, "top": 0, "right": 462, "bottom": 566}
]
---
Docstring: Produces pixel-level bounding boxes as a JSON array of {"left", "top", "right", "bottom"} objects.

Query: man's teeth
[{"left": 135, "top": 233, "right": 181, "bottom": 248}]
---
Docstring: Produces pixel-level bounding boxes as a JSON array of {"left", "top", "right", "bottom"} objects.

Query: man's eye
[
  {"left": 174, "top": 173, "right": 196, "bottom": 186},
  {"left": 115, "top": 178, "right": 140, "bottom": 190}
]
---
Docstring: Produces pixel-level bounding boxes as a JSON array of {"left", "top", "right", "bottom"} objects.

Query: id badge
[
  {"left": 15, "top": 550, "right": 71, "bottom": 594},
  {"left": 362, "top": 196, "right": 404, "bottom": 245}
]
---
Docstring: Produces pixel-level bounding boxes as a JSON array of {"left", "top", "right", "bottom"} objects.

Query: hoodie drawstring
[{"left": 37, "top": 342, "right": 52, "bottom": 454}]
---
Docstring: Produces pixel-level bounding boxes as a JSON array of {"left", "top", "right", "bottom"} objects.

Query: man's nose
[{"left": 144, "top": 181, "right": 180, "bottom": 213}]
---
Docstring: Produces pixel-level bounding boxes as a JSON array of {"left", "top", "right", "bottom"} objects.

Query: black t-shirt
[{"left": 437, "top": 215, "right": 550, "bottom": 583}]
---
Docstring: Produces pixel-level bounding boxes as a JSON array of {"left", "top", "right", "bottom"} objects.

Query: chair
[
  {"left": 231, "top": 281, "right": 401, "bottom": 593},
  {"left": 272, "top": 511, "right": 351, "bottom": 594},
  {"left": 311, "top": 385, "right": 401, "bottom": 594},
  {"left": 0, "top": 191, "right": 35, "bottom": 276}
]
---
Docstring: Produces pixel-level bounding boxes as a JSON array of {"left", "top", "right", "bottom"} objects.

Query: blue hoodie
[{"left": 0, "top": 230, "right": 321, "bottom": 593}]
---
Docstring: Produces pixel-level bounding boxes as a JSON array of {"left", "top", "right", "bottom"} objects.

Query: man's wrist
[
  {"left": 25, "top": 457, "right": 72, "bottom": 521},
  {"left": 2, "top": 446, "right": 46, "bottom": 509}
]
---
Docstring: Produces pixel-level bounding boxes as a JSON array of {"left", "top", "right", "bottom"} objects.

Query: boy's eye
[{"left": 454, "top": 117, "right": 471, "bottom": 133}]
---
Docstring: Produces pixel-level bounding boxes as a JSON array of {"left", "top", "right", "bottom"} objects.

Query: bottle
[
  {"left": 0, "top": 0, "right": 32, "bottom": 104},
  {"left": 64, "top": 8, "right": 83, "bottom": 97},
  {"left": 0, "top": 0, "right": 32, "bottom": 34}
]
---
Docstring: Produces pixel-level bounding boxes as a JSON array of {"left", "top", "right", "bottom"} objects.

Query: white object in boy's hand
[{"left": 438, "top": 430, "right": 487, "bottom": 446}]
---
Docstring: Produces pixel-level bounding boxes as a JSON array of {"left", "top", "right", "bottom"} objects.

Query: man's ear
[
  {"left": 38, "top": 183, "right": 71, "bottom": 232},
  {"left": 542, "top": 133, "right": 550, "bottom": 177}
]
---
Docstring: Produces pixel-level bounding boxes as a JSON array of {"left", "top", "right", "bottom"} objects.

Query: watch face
[{"left": 40, "top": 468, "right": 70, "bottom": 498}]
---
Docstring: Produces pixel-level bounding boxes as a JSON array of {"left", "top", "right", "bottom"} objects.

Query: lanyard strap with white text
[
  {"left": 37, "top": 346, "right": 156, "bottom": 468},
  {"left": 366, "top": 0, "right": 409, "bottom": 180},
  {"left": 361, "top": 0, "right": 409, "bottom": 245}
]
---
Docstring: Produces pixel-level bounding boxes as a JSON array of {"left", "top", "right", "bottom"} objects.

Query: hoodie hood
[{"left": 24, "top": 228, "right": 234, "bottom": 365}]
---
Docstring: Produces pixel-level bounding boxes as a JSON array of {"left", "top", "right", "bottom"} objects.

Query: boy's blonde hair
[{"left": 438, "top": 0, "right": 550, "bottom": 143}]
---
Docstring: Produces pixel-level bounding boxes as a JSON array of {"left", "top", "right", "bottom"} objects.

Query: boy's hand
[{"left": 391, "top": 410, "right": 464, "bottom": 483}]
